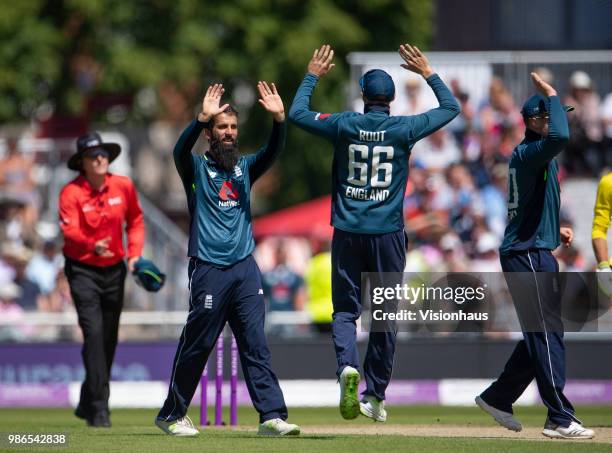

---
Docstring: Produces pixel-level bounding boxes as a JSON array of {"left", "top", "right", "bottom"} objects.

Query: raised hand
[
  {"left": 307, "top": 44, "right": 335, "bottom": 78},
  {"left": 257, "top": 81, "right": 285, "bottom": 122},
  {"left": 530, "top": 72, "right": 557, "bottom": 97},
  {"left": 399, "top": 44, "right": 433, "bottom": 79},
  {"left": 198, "top": 84, "right": 230, "bottom": 122}
]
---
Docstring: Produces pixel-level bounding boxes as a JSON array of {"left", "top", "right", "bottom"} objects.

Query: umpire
[
  {"left": 155, "top": 82, "right": 300, "bottom": 437},
  {"left": 60, "top": 132, "right": 144, "bottom": 427},
  {"left": 475, "top": 73, "right": 594, "bottom": 440}
]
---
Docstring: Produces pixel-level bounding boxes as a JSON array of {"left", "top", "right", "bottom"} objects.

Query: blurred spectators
[
  {"left": 599, "top": 91, "right": 612, "bottom": 170},
  {"left": 411, "top": 129, "right": 461, "bottom": 172},
  {"left": 0, "top": 247, "right": 14, "bottom": 285},
  {"left": 2, "top": 64, "right": 611, "bottom": 341},
  {"left": 0, "top": 196, "right": 32, "bottom": 245},
  {"left": 304, "top": 240, "right": 333, "bottom": 333},
  {"left": 470, "top": 232, "right": 503, "bottom": 272},
  {"left": 438, "top": 163, "right": 484, "bottom": 243},
  {"left": 393, "top": 77, "right": 436, "bottom": 116},
  {"left": 0, "top": 137, "right": 39, "bottom": 238},
  {"left": 563, "top": 70, "right": 604, "bottom": 175},
  {"left": 25, "top": 239, "right": 64, "bottom": 296},
  {"left": 0, "top": 282, "right": 27, "bottom": 341},
  {"left": 477, "top": 77, "right": 523, "bottom": 148},
  {"left": 263, "top": 241, "right": 306, "bottom": 313},
  {"left": 480, "top": 164, "right": 508, "bottom": 238},
  {"left": 438, "top": 233, "right": 469, "bottom": 272},
  {"left": 447, "top": 78, "right": 475, "bottom": 145},
  {"left": 46, "top": 271, "right": 73, "bottom": 313},
  {"left": 1, "top": 242, "right": 44, "bottom": 311}
]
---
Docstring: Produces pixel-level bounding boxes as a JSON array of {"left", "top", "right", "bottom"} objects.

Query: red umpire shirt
[{"left": 59, "top": 173, "right": 144, "bottom": 266}]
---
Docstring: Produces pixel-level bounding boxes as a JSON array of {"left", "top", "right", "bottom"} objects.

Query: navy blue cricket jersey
[
  {"left": 499, "top": 96, "right": 569, "bottom": 254},
  {"left": 173, "top": 119, "right": 286, "bottom": 267},
  {"left": 289, "top": 73, "right": 460, "bottom": 234}
]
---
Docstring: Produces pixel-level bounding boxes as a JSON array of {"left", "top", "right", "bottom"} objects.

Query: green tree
[{"left": 0, "top": 0, "right": 433, "bottom": 209}]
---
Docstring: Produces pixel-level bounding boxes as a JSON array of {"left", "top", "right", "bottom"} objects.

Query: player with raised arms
[
  {"left": 289, "top": 44, "right": 459, "bottom": 421},
  {"left": 155, "top": 82, "right": 300, "bottom": 437},
  {"left": 475, "top": 72, "right": 595, "bottom": 440}
]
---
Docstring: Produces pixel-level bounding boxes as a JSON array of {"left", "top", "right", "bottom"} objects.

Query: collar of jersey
[
  {"left": 203, "top": 152, "right": 221, "bottom": 168},
  {"left": 363, "top": 104, "right": 390, "bottom": 115},
  {"left": 524, "top": 128, "right": 543, "bottom": 142}
]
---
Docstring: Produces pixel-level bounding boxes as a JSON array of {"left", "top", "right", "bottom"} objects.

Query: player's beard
[{"left": 209, "top": 137, "right": 239, "bottom": 172}]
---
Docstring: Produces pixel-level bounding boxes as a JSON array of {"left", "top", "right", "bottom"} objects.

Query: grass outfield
[{"left": 1, "top": 406, "right": 611, "bottom": 452}]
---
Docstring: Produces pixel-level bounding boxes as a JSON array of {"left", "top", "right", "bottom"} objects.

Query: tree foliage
[{"left": 0, "top": 0, "right": 433, "bottom": 208}]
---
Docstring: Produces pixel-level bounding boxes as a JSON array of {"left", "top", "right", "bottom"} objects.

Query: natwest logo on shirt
[{"left": 218, "top": 181, "right": 240, "bottom": 207}]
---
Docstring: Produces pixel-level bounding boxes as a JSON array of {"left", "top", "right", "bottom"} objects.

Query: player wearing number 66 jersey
[{"left": 289, "top": 44, "right": 459, "bottom": 421}]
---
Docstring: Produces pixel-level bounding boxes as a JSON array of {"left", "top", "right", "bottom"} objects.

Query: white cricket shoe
[
  {"left": 155, "top": 415, "right": 199, "bottom": 436},
  {"left": 257, "top": 418, "right": 300, "bottom": 436},
  {"left": 542, "top": 420, "right": 595, "bottom": 439},
  {"left": 475, "top": 395, "right": 522, "bottom": 432},
  {"left": 360, "top": 395, "right": 387, "bottom": 422},
  {"left": 339, "top": 366, "right": 361, "bottom": 420}
]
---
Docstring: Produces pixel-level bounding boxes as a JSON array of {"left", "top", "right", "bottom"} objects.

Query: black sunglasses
[{"left": 83, "top": 148, "right": 110, "bottom": 159}]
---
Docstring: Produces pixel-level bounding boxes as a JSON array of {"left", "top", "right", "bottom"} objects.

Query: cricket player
[
  {"left": 155, "top": 82, "right": 300, "bottom": 437},
  {"left": 476, "top": 73, "right": 595, "bottom": 439},
  {"left": 289, "top": 44, "right": 460, "bottom": 421},
  {"left": 592, "top": 172, "right": 612, "bottom": 296}
]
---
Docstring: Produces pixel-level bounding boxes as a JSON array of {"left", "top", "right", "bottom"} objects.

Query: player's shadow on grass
[
  {"left": 239, "top": 435, "right": 342, "bottom": 440},
  {"left": 123, "top": 433, "right": 340, "bottom": 440}
]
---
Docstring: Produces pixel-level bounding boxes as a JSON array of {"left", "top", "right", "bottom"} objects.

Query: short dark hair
[
  {"left": 363, "top": 95, "right": 392, "bottom": 106},
  {"left": 209, "top": 105, "right": 239, "bottom": 128}
]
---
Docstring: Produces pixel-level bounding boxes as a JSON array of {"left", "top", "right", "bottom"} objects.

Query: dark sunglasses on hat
[{"left": 83, "top": 148, "right": 110, "bottom": 159}]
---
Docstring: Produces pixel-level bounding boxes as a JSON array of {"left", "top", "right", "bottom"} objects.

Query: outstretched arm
[
  {"left": 518, "top": 73, "right": 570, "bottom": 166},
  {"left": 248, "top": 81, "right": 287, "bottom": 183},
  {"left": 399, "top": 44, "right": 460, "bottom": 141},
  {"left": 174, "top": 84, "right": 230, "bottom": 191},
  {"left": 288, "top": 45, "right": 343, "bottom": 140}
]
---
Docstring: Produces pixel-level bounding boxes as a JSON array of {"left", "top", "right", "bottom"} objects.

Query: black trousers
[{"left": 65, "top": 258, "right": 127, "bottom": 413}]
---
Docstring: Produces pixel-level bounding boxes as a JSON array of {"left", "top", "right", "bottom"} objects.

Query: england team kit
[
  {"left": 480, "top": 95, "right": 581, "bottom": 428},
  {"left": 157, "top": 118, "right": 289, "bottom": 424},
  {"left": 289, "top": 72, "right": 460, "bottom": 400}
]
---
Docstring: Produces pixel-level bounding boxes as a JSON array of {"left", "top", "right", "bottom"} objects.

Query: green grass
[{"left": 0, "top": 406, "right": 610, "bottom": 452}]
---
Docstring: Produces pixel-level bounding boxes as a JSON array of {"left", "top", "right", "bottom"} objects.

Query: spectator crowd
[{"left": 1, "top": 69, "right": 611, "bottom": 339}]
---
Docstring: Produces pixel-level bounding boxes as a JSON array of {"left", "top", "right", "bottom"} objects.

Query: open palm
[
  {"left": 199, "top": 83, "right": 230, "bottom": 122},
  {"left": 307, "top": 44, "right": 335, "bottom": 77},
  {"left": 258, "top": 81, "right": 285, "bottom": 122}
]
